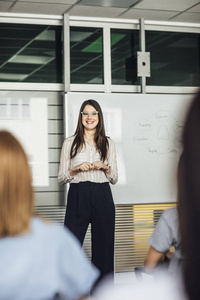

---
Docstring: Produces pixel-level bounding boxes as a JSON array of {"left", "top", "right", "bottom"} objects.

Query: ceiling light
[
  {"left": 0, "top": 73, "right": 28, "bottom": 80},
  {"left": 70, "top": 31, "right": 94, "bottom": 42},
  {"left": 35, "top": 30, "right": 55, "bottom": 41},
  {"left": 8, "top": 55, "right": 53, "bottom": 64}
]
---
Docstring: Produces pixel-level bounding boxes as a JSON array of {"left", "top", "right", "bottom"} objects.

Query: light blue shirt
[
  {"left": 149, "top": 207, "right": 180, "bottom": 253},
  {"left": 0, "top": 217, "right": 99, "bottom": 300}
]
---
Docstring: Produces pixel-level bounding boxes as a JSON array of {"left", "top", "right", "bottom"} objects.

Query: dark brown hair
[
  {"left": 70, "top": 99, "right": 108, "bottom": 161},
  {"left": 179, "top": 90, "right": 200, "bottom": 300}
]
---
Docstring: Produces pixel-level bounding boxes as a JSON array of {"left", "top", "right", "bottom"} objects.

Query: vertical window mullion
[
  {"left": 64, "top": 14, "right": 70, "bottom": 92},
  {"left": 103, "top": 24, "right": 111, "bottom": 93}
]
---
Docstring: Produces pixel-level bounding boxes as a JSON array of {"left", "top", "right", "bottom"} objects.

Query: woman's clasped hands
[{"left": 74, "top": 161, "right": 109, "bottom": 172}]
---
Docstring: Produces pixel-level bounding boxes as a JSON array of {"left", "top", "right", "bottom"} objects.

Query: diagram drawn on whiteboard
[{"left": 133, "top": 109, "right": 183, "bottom": 159}]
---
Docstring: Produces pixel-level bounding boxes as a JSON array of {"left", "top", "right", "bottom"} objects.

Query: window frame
[
  {"left": 68, "top": 16, "right": 200, "bottom": 94},
  {"left": 0, "top": 13, "right": 63, "bottom": 91},
  {"left": 0, "top": 13, "right": 199, "bottom": 93}
]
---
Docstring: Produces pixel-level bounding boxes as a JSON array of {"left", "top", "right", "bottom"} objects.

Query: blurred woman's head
[
  {"left": 179, "top": 90, "right": 200, "bottom": 300},
  {"left": 0, "top": 131, "right": 33, "bottom": 237}
]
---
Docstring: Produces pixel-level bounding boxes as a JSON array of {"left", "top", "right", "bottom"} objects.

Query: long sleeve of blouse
[
  {"left": 58, "top": 137, "right": 74, "bottom": 185},
  {"left": 105, "top": 138, "right": 118, "bottom": 185},
  {"left": 58, "top": 136, "right": 118, "bottom": 185}
]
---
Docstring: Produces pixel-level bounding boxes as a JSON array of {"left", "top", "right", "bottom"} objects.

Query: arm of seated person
[{"left": 144, "top": 246, "right": 165, "bottom": 270}]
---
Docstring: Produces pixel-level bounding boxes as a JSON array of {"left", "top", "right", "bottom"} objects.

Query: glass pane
[
  {"left": 111, "top": 28, "right": 140, "bottom": 85},
  {"left": 70, "top": 27, "right": 103, "bottom": 84},
  {"left": 0, "top": 23, "right": 63, "bottom": 83},
  {"left": 146, "top": 31, "right": 200, "bottom": 86}
]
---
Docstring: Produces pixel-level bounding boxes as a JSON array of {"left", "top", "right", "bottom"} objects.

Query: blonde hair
[{"left": 0, "top": 131, "right": 33, "bottom": 236}]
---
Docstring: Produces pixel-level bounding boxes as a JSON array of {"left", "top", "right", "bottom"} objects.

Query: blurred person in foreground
[
  {"left": 144, "top": 206, "right": 181, "bottom": 273},
  {"left": 144, "top": 156, "right": 183, "bottom": 273},
  {"left": 94, "top": 90, "right": 200, "bottom": 300},
  {"left": 142, "top": 155, "right": 183, "bottom": 276},
  {"left": 0, "top": 130, "right": 99, "bottom": 300}
]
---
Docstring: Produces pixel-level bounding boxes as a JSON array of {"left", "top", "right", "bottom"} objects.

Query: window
[
  {"left": 0, "top": 23, "right": 63, "bottom": 83},
  {"left": 111, "top": 28, "right": 140, "bottom": 85},
  {"left": 146, "top": 31, "right": 200, "bottom": 86},
  {"left": 70, "top": 27, "right": 103, "bottom": 84}
]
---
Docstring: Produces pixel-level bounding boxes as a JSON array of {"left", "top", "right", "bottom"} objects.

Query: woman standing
[{"left": 58, "top": 99, "right": 118, "bottom": 281}]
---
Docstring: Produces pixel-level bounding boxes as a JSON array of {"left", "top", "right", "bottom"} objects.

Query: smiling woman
[
  {"left": 81, "top": 105, "right": 99, "bottom": 131},
  {"left": 58, "top": 99, "right": 118, "bottom": 287}
]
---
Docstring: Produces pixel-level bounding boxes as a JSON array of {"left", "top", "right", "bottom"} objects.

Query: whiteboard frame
[{"left": 64, "top": 92, "right": 194, "bottom": 205}]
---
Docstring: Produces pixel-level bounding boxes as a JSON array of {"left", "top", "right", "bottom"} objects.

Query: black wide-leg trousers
[{"left": 64, "top": 181, "right": 115, "bottom": 280}]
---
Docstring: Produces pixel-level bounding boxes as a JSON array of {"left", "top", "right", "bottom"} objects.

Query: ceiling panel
[
  {"left": 69, "top": 5, "right": 126, "bottom": 18},
  {"left": 134, "top": 0, "right": 200, "bottom": 12},
  {"left": 188, "top": 3, "right": 200, "bottom": 12},
  {"left": 171, "top": 12, "right": 200, "bottom": 23},
  {"left": 120, "top": 9, "right": 178, "bottom": 21},
  {"left": 0, "top": 0, "right": 199, "bottom": 24},
  {"left": 18, "top": 0, "right": 77, "bottom": 3},
  {"left": 8, "top": 2, "right": 71, "bottom": 14},
  {"left": 0, "top": 1, "right": 13, "bottom": 12},
  {"left": 79, "top": 0, "right": 140, "bottom": 8}
]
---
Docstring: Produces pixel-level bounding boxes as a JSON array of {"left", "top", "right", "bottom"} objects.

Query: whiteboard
[
  {"left": 65, "top": 93, "right": 193, "bottom": 204},
  {"left": 0, "top": 97, "right": 49, "bottom": 186}
]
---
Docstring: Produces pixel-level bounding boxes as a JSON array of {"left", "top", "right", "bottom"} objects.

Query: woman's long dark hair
[
  {"left": 70, "top": 99, "right": 108, "bottom": 161},
  {"left": 179, "top": 90, "right": 200, "bottom": 300}
]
